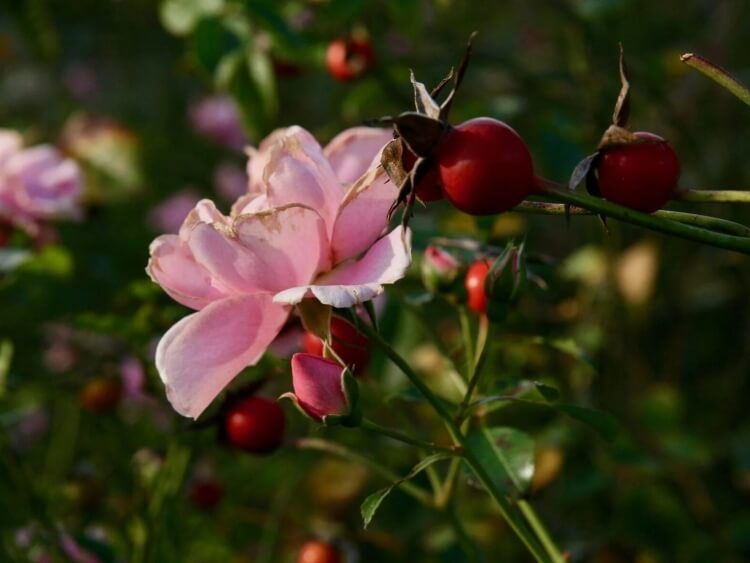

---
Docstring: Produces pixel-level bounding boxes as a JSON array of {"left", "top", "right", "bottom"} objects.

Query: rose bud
[
  {"left": 421, "top": 245, "right": 462, "bottom": 293},
  {"left": 283, "top": 353, "right": 361, "bottom": 427},
  {"left": 485, "top": 241, "right": 527, "bottom": 321},
  {"left": 302, "top": 316, "right": 370, "bottom": 376}
]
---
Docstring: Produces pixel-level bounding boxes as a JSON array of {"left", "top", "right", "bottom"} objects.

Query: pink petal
[
  {"left": 274, "top": 226, "right": 412, "bottom": 308},
  {"left": 263, "top": 127, "right": 342, "bottom": 237},
  {"left": 330, "top": 163, "right": 398, "bottom": 263},
  {"left": 233, "top": 203, "right": 330, "bottom": 286},
  {"left": 323, "top": 127, "right": 393, "bottom": 185},
  {"left": 246, "top": 127, "right": 288, "bottom": 193},
  {"left": 147, "top": 234, "right": 229, "bottom": 310},
  {"left": 156, "top": 294, "right": 289, "bottom": 418},
  {"left": 186, "top": 204, "right": 327, "bottom": 295},
  {"left": 290, "top": 353, "right": 347, "bottom": 420}
]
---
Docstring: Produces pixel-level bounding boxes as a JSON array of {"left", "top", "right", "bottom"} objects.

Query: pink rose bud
[
  {"left": 421, "top": 245, "right": 462, "bottom": 292},
  {"left": 148, "top": 190, "right": 201, "bottom": 233},
  {"left": 284, "top": 353, "right": 361, "bottom": 426}
]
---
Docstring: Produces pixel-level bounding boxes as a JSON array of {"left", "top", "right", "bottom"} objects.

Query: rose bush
[{"left": 147, "top": 126, "right": 410, "bottom": 418}]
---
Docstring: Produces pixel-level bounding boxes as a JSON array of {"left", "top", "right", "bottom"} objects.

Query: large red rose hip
[
  {"left": 436, "top": 117, "right": 534, "bottom": 215},
  {"left": 597, "top": 132, "right": 680, "bottom": 213},
  {"left": 223, "top": 396, "right": 285, "bottom": 454}
]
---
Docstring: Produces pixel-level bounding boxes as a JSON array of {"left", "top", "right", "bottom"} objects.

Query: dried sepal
[
  {"left": 439, "top": 31, "right": 478, "bottom": 120},
  {"left": 612, "top": 43, "right": 631, "bottom": 127},
  {"left": 410, "top": 70, "right": 441, "bottom": 119}
]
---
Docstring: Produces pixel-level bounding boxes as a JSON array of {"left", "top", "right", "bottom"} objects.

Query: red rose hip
[
  {"left": 326, "top": 37, "right": 375, "bottom": 82},
  {"left": 189, "top": 479, "right": 223, "bottom": 511},
  {"left": 465, "top": 260, "right": 491, "bottom": 314},
  {"left": 402, "top": 147, "right": 443, "bottom": 202},
  {"left": 302, "top": 316, "right": 370, "bottom": 376},
  {"left": 224, "top": 396, "right": 285, "bottom": 453},
  {"left": 436, "top": 117, "right": 534, "bottom": 215},
  {"left": 298, "top": 540, "right": 342, "bottom": 563},
  {"left": 597, "top": 132, "right": 680, "bottom": 213}
]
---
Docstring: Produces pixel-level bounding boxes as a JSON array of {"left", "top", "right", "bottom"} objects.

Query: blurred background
[{"left": 1, "top": 1, "right": 750, "bottom": 561}]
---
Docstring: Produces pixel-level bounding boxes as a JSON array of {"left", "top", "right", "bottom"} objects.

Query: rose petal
[
  {"left": 290, "top": 353, "right": 347, "bottom": 420},
  {"left": 331, "top": 163, "right": 398, "bottom": 263},
  {"left": 147, "top": 234, "right": 230, "bottom": 310},
  {"left": 274, "top": 226, "right": 412, "bottom": 308},
  {"left": 323, "top": 127, "right": 393, "bottom": 185},
  {"left": 156, "top": 294, "right": 289, "bottom": 418},
  {"left": 263, "top": 127, "right": 342, "bottom": 237}
]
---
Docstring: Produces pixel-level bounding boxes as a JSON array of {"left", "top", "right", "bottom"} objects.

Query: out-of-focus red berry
[
  {"left": 465, "top": 260, "right": 491, "bottom": 314},
  {"left": 224, "top": 396, "right": 285, "bottom": 454}
]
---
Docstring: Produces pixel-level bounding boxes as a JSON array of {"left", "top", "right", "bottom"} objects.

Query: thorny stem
[
  {"left": 534, "top": 178, "right": 750, "bottom": 255},
  {"left": 456, "top": 314, "right": 491, "bottom": 422},
  {"left": 361, "top": 418, "right": 459, "bottom": 455},
  {"left": 676, "top": 189, "right": 750, "bottom": 203},
  {"left": 515, "top": 201, "right": 750, "bottom": 237},
  {"left": 680, "top": 53, "right": 750, "bottom": 107}
]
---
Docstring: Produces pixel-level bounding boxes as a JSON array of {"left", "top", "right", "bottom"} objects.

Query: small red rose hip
[
  {"left": 597, "top": 132, "right": 680, "bottom": 213},
  {"left": 224, "top": 396, "right": 285, "bottom": 454},
  {"left": 80, "top": 377, "right": 122, "bottom": 413},
  {"left": 302, "top": 316, "right": 370, "bottom": 376},
  {"left": 436, "top": 117, "right": 534, "bottom": 215},
  {"left": 465, "top": 260, "right": 491, "bottom": 314},
  {"left": 189, "top": 479, "right": 223, "bottom": 511},
  {"left": 326, "top": 37, "right": 375, "bottom": 82},
  {"left": 298, "top": 540, "right": 343, "bottom": 563}
]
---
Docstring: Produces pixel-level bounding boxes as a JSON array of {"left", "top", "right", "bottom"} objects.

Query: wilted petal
[
  {"left": 156, "top": 294, "right": 289, "bottom": 418},
  {"left": 290, "top": 353, "right": 348, "bottom": 420},
  {"left": 323, "top": 127, "right": 393, "bottom": 185},
  {"left": 274, "top": 226, "right": 412, "bottom": 308},
  {"left": 147, "top": 235, "right": 229, "bottom": 310},
  {"left": 331, "top": 163, "right": 398, "bottom": 262},
  {"left": 263, "top": 127, "right": 342, "bottom": 236}
]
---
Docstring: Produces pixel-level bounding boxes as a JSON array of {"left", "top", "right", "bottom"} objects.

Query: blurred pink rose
[
  {"left": 148, "top": 190, "right": 202, "bottom": 233},
  {"left": 147, "top": 125, "right": 405, "bottom": 418},
  {"left": 213, "top": 161, "right": 247, "bottom": 202},
  {"left": 0, "top": 130, "right": 82, "bottom": 232},
  {"left": 189, "top": 96, "right": 248, "bottom": 151}
]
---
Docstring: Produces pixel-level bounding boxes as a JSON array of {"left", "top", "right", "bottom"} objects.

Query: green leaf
[
  {"left": 160, "top": 0, "right": 224, "bottom": 36},
  {"left": 361, "top": 453, "right": 449, "bottom": 528},
  {"left": 465, "top": 427, "right": 535, "bottom": 498},
  {"left": 18, "top": 245, "right": 73, "bottom": 277},
  {"left": 0, "top": 340, "right": 12, "bottom": 397},
  {"left": 297, "top": 299, "right": 331, "bottom": 340},
  {"left": 535, "top": 382, "right": 561, "bottom": 402},
  {"left": 191, "top": 17, "right": 236, "bottom": 74},
  {"left": 558, "top": 404, "right": 619, "bottom": 442},
  {"left": 247, "top": 47, "right": 278, "bottom": 118}
]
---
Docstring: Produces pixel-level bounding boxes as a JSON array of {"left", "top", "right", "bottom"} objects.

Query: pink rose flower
[
  {"left": 0, "top": 130, "right": 82, "bottom": 232},
  {"left": 147, "top": 125, "right": 405, "bottom": 418}
]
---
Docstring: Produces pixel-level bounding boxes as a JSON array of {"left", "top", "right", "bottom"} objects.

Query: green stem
[
  {"left": 447, "top": 499, "right": 481, "bottom": 563},
  {"left": 361, "top": 418, "right": 458, "bottom": 455},
  {"left": 294, "top": 438, "right": 435, "bottom": 507},
  {"left": 456, "top": 315, "right": 491, "bottom": 421},
  {"left": 519, "top": 500, "right": 566, "bottom": 563},
  {"left": 680, "top": 53, "right": 750, "bottom": 106},
  {"left": 535, "top": 183, "right": 750, "bottom": 255},
  {"left": 677, "top": 189, "right": 750, "bottom": 203},
  {"left": 516, "top": 201, "right": 750, "bottom": 237},
  {"left": 459, "top": 307, "right": 475, "bottom": 378},
  {"left": 355, "top": 321, "right": 553, "bottom": 563}
]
